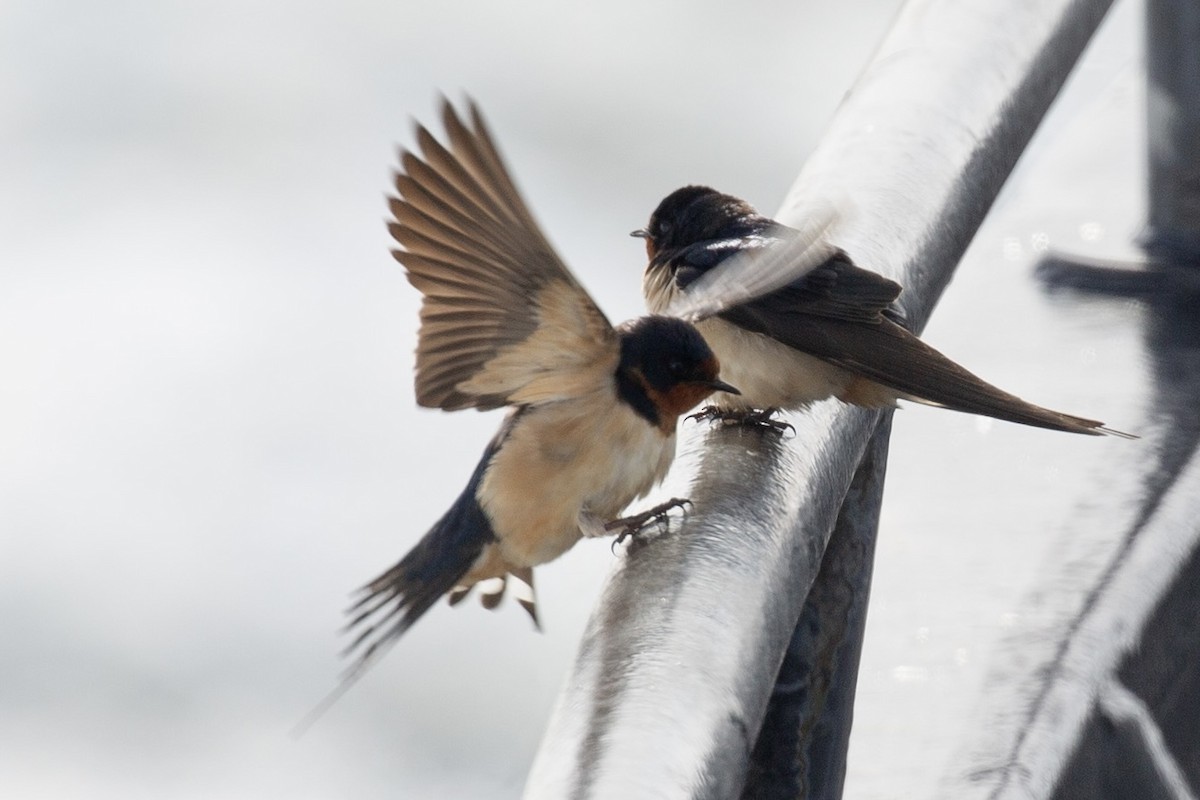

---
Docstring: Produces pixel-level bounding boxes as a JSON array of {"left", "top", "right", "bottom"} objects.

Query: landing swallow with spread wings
[
  {"left": 335, "top": 105, "right": 741, "bottom": 695},
  {"left": 636, "top": 185, "right": 1131, "bottom": 436}
]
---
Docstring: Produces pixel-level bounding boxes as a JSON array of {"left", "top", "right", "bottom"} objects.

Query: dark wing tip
[
  {"left": 437, "top": 93, "right": 489, "bottom": 153},
  {"left": 467, "top": 98, "right": 489, "bottom": 136}
]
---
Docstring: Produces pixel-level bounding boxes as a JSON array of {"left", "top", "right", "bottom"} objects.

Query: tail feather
[
  {"left": 726, "top": 301, "right": 1135, "bottom": 437},
  {"left": 444, "top": 569, "right": 541, "bottom": 626},
  {"left": 292, "top": 446, "right": 498, "bottom": 737},
  {"left": 509, "top": 567, "right": 540, "bottom": 630},
  {"left": 832, "top": 318, "right": 1134, "bottom": 437},
  {"left": 478, "top": 577, "right": 506, "bottom": 610},
  {"left": 343, "top": 462, "right": 497, "bottom": 678}
]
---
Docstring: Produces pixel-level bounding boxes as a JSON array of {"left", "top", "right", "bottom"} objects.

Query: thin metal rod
[
  {"left": 523, "top": 1, "right": 1115, "bottom": 797},
  {"left": 1098, "top": 680, "right": 1200, "bottom": 800}
]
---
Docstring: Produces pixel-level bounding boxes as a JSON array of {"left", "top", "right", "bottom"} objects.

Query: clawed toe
[
  {"left": 607, "top": 498, "right": 693, "bottom": 550},
  {"left": 686, "top": 405, "right": 725, "bottom": 424},
  {"left": 688, "top": 406, "right": 794, "bottom": 434}
]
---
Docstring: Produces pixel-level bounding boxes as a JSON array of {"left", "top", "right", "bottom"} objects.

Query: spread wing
[{"left": 390, "top": 99, "right": 618, "bottom": 411}]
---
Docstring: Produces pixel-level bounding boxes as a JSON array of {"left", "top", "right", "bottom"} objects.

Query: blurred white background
[{"left": 1, "top": 0, "right": 1147, "bottom": 797}]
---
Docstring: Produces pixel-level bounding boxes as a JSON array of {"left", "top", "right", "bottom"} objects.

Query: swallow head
[
  {"left": 616, "top": 316, "right": 738, "bottom": 431},
  {"left": 634, "top": 185, "right": 759, "bottom": 264}
]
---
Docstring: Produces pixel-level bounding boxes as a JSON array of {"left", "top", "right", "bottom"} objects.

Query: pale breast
[
  {"left": 695, "top": 318, "right": 853, "bottom": 410},
  {"left": 477, "top": 393, "right": 674, "bottom": 569}
]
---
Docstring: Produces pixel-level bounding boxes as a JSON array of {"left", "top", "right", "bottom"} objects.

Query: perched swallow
[
  {"left": 635, "top": 185, "right": 1130, "bottom": 436},
  {"left": 337, "top": 105, "right": 739, "bottom": 691}
]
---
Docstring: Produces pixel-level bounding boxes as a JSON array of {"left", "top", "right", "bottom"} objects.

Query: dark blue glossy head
[
  {"left": 634, "top": 186, "right": 761, "bottom": 257},
  {"left": 616, "top": 315, "right": 738, "bottom": 428}
]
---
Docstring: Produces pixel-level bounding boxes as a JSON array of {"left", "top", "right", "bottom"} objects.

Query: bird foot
[
  {"left": 687, "top": 406, "right": 794, "bottom": 435},
  {"left": 606, "top": 498, "right": 692, "bottom": 549}
]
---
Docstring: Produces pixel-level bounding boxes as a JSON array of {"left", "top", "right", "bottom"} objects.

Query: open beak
[
  {"left": 704, "top": 379, "right": 740, "bottom": 395},
  {"left": 629, "top": 229, "right": 649, "bottom": 238}
]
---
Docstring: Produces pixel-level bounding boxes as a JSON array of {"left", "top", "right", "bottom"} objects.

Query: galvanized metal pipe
[
  {"left": 740, "top": 417, "right": 893, "bottom": 800},
  {"left": 523, "top": 0, "right": 1115, "bottom": 797}
]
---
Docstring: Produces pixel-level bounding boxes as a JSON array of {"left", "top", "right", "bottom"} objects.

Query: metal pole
[
  {"left": 1039, "top": 0, "right": 1200, "bottom": 292},
  {"left": 524, "top": 1, "right": 1115, "bottom": 797},
  {"left": 1144, "top": 0, "right": 1200, "bottom": 264},
  {"left": 740, "top": 417, "right": 892, "bottom": 800}
]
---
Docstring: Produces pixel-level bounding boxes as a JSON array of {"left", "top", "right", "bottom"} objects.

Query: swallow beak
[
  {"left": 704, "top": 379, "right": 740, "bottom": 396},
  {"left": 630, "top": 229, "right": 649, "bottom": 239}
]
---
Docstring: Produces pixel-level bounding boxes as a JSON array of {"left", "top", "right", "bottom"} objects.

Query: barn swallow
[
  {"left": 326, "top": 104, "right": 739, "bottom": 702},
  {"left": 636, "top": 185, "right": 1131, "bottom": 436}
]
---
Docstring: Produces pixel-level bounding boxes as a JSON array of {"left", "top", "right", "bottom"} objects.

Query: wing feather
[
  {"left": 664, "top": 200, "right": 844, "bottom": 321},
  {"left": 390, "top": 99, "right": 617, "bottom": 411}
]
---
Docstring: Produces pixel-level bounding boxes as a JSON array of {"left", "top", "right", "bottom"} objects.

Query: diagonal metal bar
[
  {"left": 740, "top": 416, "right": 893, "bottom": 800},
  {"left": 1097, "top": 680, "right": 1200, "bottom": 800},
  {"left": 523, "top": 0, "right": 1115, "bottom": 797}
]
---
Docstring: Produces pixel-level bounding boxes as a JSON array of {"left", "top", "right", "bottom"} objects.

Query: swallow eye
[{"left": 666, "top": 357, "right": 687, "bottom": 377}]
